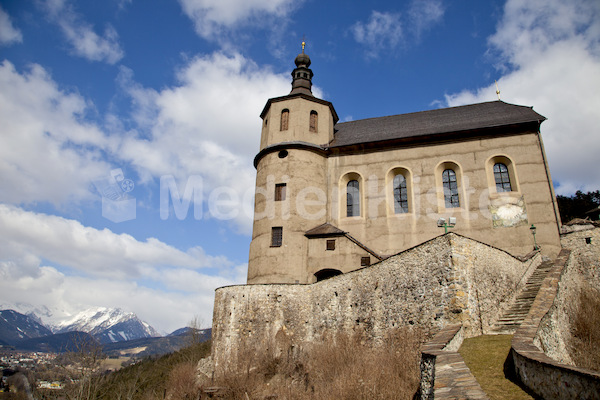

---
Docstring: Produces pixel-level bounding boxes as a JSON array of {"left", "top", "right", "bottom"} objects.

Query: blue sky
[{"left": 1, "top": 0, "right": 599, "bottom": 333}]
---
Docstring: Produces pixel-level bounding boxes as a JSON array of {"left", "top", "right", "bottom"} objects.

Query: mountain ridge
[{"left": 0, "top": 308, "right": 162, "bottom": 346}]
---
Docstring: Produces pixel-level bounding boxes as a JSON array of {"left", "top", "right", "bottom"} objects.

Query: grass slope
[{"left": 459, "top": 335, "right": 535, "bottom": 400}]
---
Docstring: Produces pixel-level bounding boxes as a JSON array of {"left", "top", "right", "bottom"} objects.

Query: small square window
[
  {"left": 275, "top": 183, "right": 286, "bottom": 201},
  {"left": 361, "top": 256, "right": 370, "bottom": 267},
  {"left": 271, "top": 227, "right": 283, "bottom": 247},
  {"left": 326, "top": 240, "right": 335, "bottom": 251},
  {"left": 585, "top": 237, "right": 592, "bottom": 244}
]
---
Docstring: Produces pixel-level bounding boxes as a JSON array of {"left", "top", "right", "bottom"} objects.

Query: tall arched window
[
  {"left": 442, "top": 169, "right": 460, "bottom": 208},
  {"left": 494, "top": 163, "right": 512, "bottom": 192},
  {"left": 346, "top": 180, "right": 360, "bottom": 217},
  {"left": 309, "top": 110, "right": 318, "bottom": 132},
  {"left": 280, "top": 109, "right": 289, "bottom": 131},
  {"left": 393, "top": 174, "right": 408, "bottom": 213}
]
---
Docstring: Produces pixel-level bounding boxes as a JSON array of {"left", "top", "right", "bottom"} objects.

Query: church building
[{"left": 247, "top": 46, "right": 562, "bottom": 284}]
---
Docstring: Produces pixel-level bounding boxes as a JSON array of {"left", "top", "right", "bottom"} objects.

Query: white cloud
[
  {"left": 351, "top": 11, "right": 404, "bottom": 58},
  {"left": 0, "top": 60, "right": 112, "bottom": 205},
  {"left": 178, "top": 0, "right": 300, "bottom": 40},
  {"left": 0, "top": 204, "right": 224, "bottom": 277},
  {"left": 0, "top": 6, "right": 23, "bottom": 45},
  {"left": 0, "top": 204, "right": 245, "bottom": 332},
  {"left": 409, "top": 0, "right": 444, "bottom": 39},
  {"left": 42, "top": 0, "right": 124, "bottom": 64},
  {"left": 118, "top": 52, "right": 291, "bottom": 233},
  {"left": 0, "top": 50, "right": 292, "bottom": 232},
  {"left": 444, "top": 0, "right": 600, "bottom": 195},
  {"left": 351, "top": 2, "right": 445, "bottom": 58}
]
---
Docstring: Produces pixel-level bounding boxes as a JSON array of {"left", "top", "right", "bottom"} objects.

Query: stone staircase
[{"left": 490, "top": 259, "right": 554, "bottom": 334}]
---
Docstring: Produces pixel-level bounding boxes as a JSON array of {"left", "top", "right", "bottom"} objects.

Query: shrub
[{"left": 208, "top": 327, "right": 424, "bottom": 400}]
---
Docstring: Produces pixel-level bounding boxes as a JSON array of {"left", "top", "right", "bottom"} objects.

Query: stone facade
[
  {"left": 212, "top": 233, "right": 541, "bottom": 375},
  {"left": 247, "top": 50, "right": 562, "bottom": 285}
]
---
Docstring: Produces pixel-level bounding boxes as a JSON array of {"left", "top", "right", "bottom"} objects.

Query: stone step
[{"left": 491, "top": 259, "right": 554, "bottom": 331}]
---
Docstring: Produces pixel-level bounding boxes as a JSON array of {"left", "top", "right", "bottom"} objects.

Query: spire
[{"left": 290, "top": 41, "right": 313, "bottom": 96}]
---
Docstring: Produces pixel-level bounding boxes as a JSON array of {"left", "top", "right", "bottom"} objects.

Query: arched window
[
  {"left": 393, "top": 174, "right": 408, "bottom": 213},
  {"left": 494, "top": 163, "right": 512, "bottom": 192},
  {"left": 280, "top": 109, "right": 289, "bottom": 131},
  {"left": 309, "top": 110, "right": 318, "bottom": 132},
  {"left": 346, "top": 180, "right": 360, "bottom": 217},
  {"left": 442, "top": 169, "right": 460, "bottom": 208}
]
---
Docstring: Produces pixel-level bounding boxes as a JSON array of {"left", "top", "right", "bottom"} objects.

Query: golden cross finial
[
  {"left": 495, "top": 80, "right": 501, "bottom": 100},
  {"left": 301, "top": 35, "right": 306, "bottom": 53}
]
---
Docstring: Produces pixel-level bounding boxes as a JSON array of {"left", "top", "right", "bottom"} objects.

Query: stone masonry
[{"left": 211, "top": 233, "right": 541, "bottom": 375}]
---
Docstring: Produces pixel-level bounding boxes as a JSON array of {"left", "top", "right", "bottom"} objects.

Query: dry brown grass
[
  {"left": 570, "top": 283, "right": 600, "bottom": 371},
  {"left": 166, "top": 361, "right": 200, "bottom": 399},
  {"left": 207, "top": 327, "right": 424, "bottom": 400}
]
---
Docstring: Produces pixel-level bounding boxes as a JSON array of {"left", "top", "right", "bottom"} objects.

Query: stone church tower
[{"left": 248, "top": 45, "right": 338, "bottom": 284}]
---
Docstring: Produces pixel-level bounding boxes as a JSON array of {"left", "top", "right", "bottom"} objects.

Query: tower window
[
  {"left": 275, "top": 183, "right": 286, "bottom": 201},
  {"left": 442, "top": 169, "right": 460, "bottom": 208},
  {"left": 347, "top": 180, "right": 360, "bottom": 217},
  {"left": 271, "top": 227, "right": 283, "bottom": 247},
  {"left": 494, "top": 163, "right": 512, "bottom": 192},
  {"left": 393, "top": 173, "right": 409, "bottom": 213},
  {"left": 280, "top": 109, "right": 289, "bottom": 131},
  {"left": 326, "top": 240, "right": 335, "bottom": 251},
  {"left": 309, "top": 110, "right": 318, "bottom": 133}
]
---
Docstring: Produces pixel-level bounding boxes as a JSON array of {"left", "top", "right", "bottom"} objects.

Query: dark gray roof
[
  {"left": 329, "top": 101, "right": 546, "bottom": 148},
  {"left": 305, "top": 223, "right": 346, "bottom": 237}
]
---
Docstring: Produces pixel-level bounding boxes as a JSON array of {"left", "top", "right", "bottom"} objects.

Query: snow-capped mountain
[
  {"left": 54, "top": 307, "right": 160, "bottom": 344},
  {"left": 0, "top": 309, "right": 53, "bottom": 345}
]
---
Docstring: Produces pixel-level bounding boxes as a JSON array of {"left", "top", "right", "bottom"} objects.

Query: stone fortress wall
[
  {"left": 534, "top": 225, "right": 600, "bottom": 363},
  {"left": 211, "top": 233, "right": 542, "bottom": 374}
]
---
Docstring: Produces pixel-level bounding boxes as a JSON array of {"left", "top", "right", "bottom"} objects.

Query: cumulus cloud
[
  {"left": 0, "top": 51, "right": 291, "bottom": 232},
  {"left": 0, "top": 204, "right": 230, "bottom": 277},
  {"left": 178, "top": 0, "right": 301, "bottom": 41},
  {"left": 118, "top": 52, "right": 290, "bottom": 232},
  {"left": 444, "top": 0, "right": 600, "bottom": 195},
  {"left": 0, "top": 60, "right": 112, "bottom": 205},
  {"left": 351, "top": 1, "right": 445, "bottom": 58},
  {"left": 0, "top": 6, "right": 23, "bottom": 45},
  {"left": 0, "top": 204, "right": 246, "bottom": 331},
  {"left": 41, "top": 0, "right": 124, "bottom": 64}
]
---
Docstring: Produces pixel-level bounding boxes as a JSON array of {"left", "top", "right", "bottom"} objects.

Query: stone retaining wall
[
  {"left": 511, "top": 249, "right": 600, "bottom": 400},
  {"left": 211, "top": 233, "right": 540, "bottom": 375}
]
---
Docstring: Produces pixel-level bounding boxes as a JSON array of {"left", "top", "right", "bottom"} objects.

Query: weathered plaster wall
[
  {"left": 249, "top": 128, "right": 561, "bottom": 285},
  {"left": 306, "top": 235, "right": 376, "bottom": 278},
  {"left": 212, "top": 233, "right": 539, "bottom": 374},
  {"left": 328, "top": 133, "right": 561, "bottom": 261}
]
